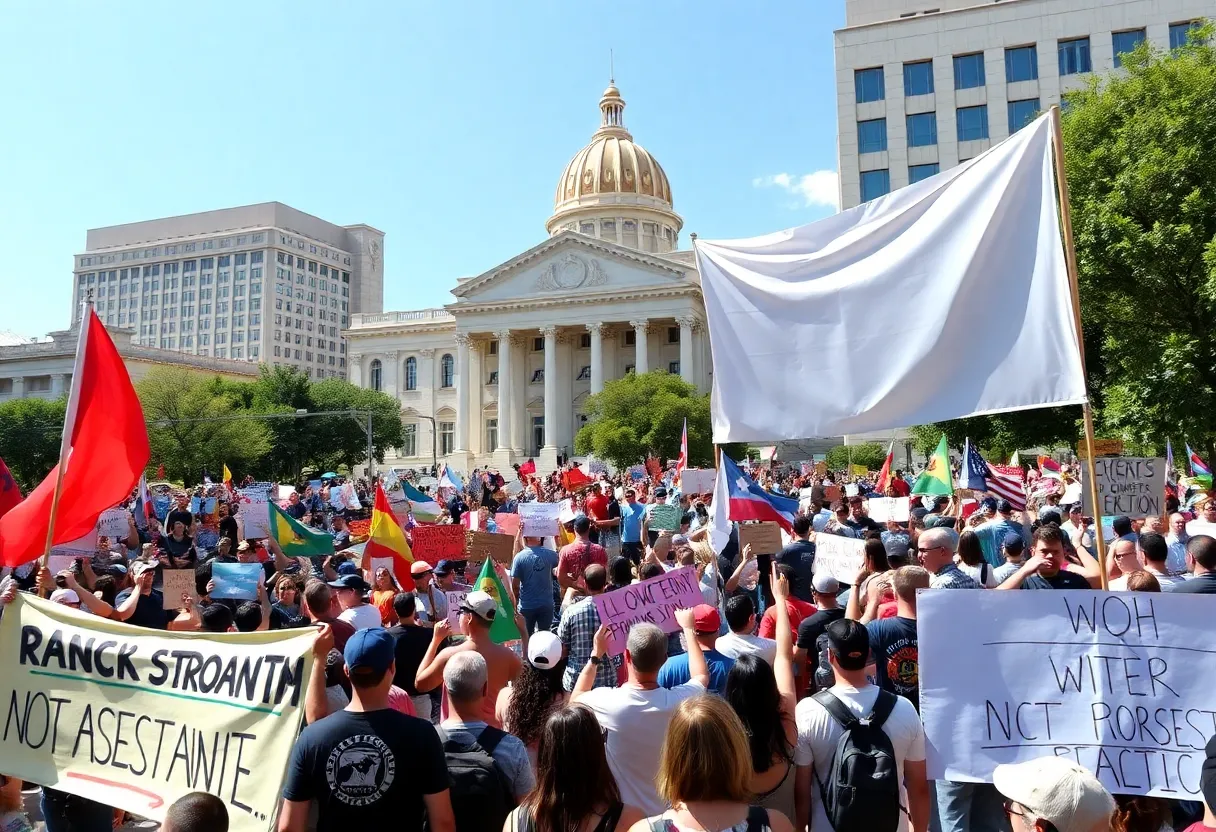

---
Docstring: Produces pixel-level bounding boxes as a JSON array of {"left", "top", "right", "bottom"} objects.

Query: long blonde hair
[{"left": 656, "top": 694, "right": 754, "bottom": 806}]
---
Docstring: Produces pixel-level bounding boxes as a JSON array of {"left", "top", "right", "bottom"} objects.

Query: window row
[
  {"left": 368, "top": 354, "right": 456, "bottom": 393},
  {"left": 857, "top": 99, "right": 1039, "bottom": 154}
]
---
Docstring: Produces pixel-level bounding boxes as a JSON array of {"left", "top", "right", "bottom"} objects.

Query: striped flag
[
  {"left": 987, "top": 464, "right": 1027, "bottom": 511},
  {"left": 675, "top": 418, "right": 688, "bottom": 486}
]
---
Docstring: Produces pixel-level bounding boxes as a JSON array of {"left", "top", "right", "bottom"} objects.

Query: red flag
[
  {"left": 0, "top": 309, "right": 150, "bottom": 567},
  {"left": 561, "top": 465, "right": 593, "bottom": 492},
  {"left": 675, "top": 418, "right": 688, "bottom": 485},
  {"left": 0, "top": 458, "right": 22, "bottom": 521},
  {"left": 156, "top": 463, "right": 165, "bottom": 480},
  {"left": 875, "top": 441, "right": 895, "bottom": 493},
  {"left": 364, "top": 484, "right": 415, "bottom": 590},
  {"left": 517, "top": 459, "right": 536, "bottom": 477}
]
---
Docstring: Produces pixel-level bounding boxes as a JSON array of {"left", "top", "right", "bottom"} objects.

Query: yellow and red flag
[{"left": 365, "top": 484, "right": 416, "bottom": 590}]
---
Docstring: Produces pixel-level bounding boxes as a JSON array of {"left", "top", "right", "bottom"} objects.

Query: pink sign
[{"left": 593, "top": 565, "right": 703, "bottom": 656}]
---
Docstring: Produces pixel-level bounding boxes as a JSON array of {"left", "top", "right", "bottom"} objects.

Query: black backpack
[
  {"left": 812, "top": 689, "right": 905, "bottom": 832},
  {"left": 437, "top": 725, "right": 516, "bottom": 832}
]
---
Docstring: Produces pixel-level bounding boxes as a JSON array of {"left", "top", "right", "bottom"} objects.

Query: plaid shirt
[
  {"left": 930, "top": 562, "right": 982, "bottom": 589},
  {"left": 558, "top": 597, "right": 618, "bottom": 691}
]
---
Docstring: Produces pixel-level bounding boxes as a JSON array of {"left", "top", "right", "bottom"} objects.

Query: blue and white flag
[{"left": 961, "top": 438, "right": 990, "bottom": 492}]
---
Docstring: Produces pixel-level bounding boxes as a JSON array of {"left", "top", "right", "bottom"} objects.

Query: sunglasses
[{"left": 916, "top": 545, "right": 941, "bottom": 553}]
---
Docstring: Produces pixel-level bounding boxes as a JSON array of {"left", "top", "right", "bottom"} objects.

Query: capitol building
[{"left": 344, "top": 82, "right": 714, "bottom": 474}]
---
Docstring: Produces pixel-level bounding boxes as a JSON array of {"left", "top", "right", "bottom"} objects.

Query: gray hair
[
  {"left": 920, "top": 527, "right": 958, "bottom": 553},
  {"left": 443, "top": 651, "right": 488, "bottom": 703},
  {"left": 626, "top": 623, "right": 668, "bottom": 673}
]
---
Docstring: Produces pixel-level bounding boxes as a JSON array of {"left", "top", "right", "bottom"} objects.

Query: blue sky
[{"left": 0, "top": 1, "right": 843, "bottom": 337}]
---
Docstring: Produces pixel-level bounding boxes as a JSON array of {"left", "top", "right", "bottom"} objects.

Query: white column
[
  {"left": 540, "top": 325, "right": 559, "bottom": 470},
  {"left": 495, "top": 329, "right": 513, "bottom": 456},
  {"left": 10, "top": 377, "right": 25, "bottom": 398},
  {"left": 349, "top": 355, "right": 363, "bottom": 387},
  {"left": 677, "top": 316, "right": 695, "bottom": 384},
  {"left": 50, "top": 374, "right": 67, "bottom": 396},
  {"left": 587, "top": 322, "right": 605, "bottom": 394},
  {"left": 511, "top": 335, "right": 527, "bottom": 452},
  {"left": 631, "top": 319, "right": 649, "bottom": 374},
  {"left": 454, "top": 334, "right": 471, "bottom": 452},
  {"left": 383, "top": 350, "right": 399, "bottom": 397}
]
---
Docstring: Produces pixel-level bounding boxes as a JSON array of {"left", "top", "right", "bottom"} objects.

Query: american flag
[{"left": 962, "top": 439, "right": 1026, "bottom": 510}]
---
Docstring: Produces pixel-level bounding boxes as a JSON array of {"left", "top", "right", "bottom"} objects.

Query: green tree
[
  {"left": 0, "top": 396, "right": 66, "bottom": 490},
  {"left": 908, "top": 408, "right": 1078, "bottom": 461},
  {"left": 825, "top": 442, "right": 888, "bottom": 472},
  {"left": 308, "top": 378, "right": 405, "bottom": 475},
  {"left": 138, "top": 368, "right": 271, "bottom": 486}
]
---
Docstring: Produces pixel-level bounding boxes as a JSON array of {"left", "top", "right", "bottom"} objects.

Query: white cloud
[{"left": 753, "top": 170, "right": 840, "bottom": 210}]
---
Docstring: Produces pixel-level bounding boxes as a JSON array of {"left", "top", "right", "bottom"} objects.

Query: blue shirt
[
  {"left": 619, "top": 501, "right": 646, "bottom": 543},
  {"left": 657, "top": 648, "right": 735, "bottom": 696},
  {"left": 975, "top": 518, "right": 1025, "bottom": 568},
  {"left": 509, "top": 546, "right": 559, "bottom": 610}
]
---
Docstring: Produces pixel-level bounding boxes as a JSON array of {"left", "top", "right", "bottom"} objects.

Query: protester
[
  {"left": 1181, "top": 735, "right": 1216, "bottom": 832},
  {"left": 619, "top": 488, "right": 647, "bottom": 564},
  {"left": 1107, "top": 538, "right": 1143, "bottom": 590},
  {"left": 1174, "top": 536, "right": 1216, "bottom": 594},
  {"left": 863, "top": 565, "right": 928, "bottom": 710},
  {"left": 557, "top": 516, "right": 609, "bottom": 594},
  {"left": 386, "top": 592, "right": 435, "bottom": 719},
  {"left": 716, "top": 594, "right": 778, "bottom": 665},
  {"left": 1166, "top": 513, "right": 1189, "bottom": 576},
  {"left": 162, "top": 792, "right": 229, "bottom": 832},
  {"left": 758, "top": 564, "right": 817, "bottom": 640},
  {"left": 557, "top": 564, "right": 616, "bottom": 691},
  {"left": 113, "top": 560, "right": 170, "bottom": 629},
  {"left": 992, "top": 756, "right": 1115, "bottom": 832},
  {"left": 273, "top": 574, "right": 307, "bottom": 627},
  {"left": 510, "top": 529, "right": 559, "bottom": 634},
  {"left": 498, "top": 631, "right": 568, "bottom": 763},
  {"left": 847, "top": 496, "right": 881, "bottom": 535},
  {"left": 845, "top": 537, "right": 893, "bottom": 620},
  {"left": 917, "top": 528, "right": 981, "bottom": 589},
  {"left": 280, "top": 628, "right": 456, "bottom": 831},
  {"left": 303, "top": 580, "right": 356, "bottom": 649},
  {"left": 774, "top": 514, "right": 816, "bottom": 602},
  {"left": 795, "top": 573, "right": 846, "bottom": 695},
  {"left": 629, "top": 694, "right": 795, "bottom": 832},
  {"left": 572, "top": 614, "right": 709, "bottom": 817},
  {"left": 328, "top": 573, "right": 382, "bottom": 630},
  {"left": 823, "top": 501, "right": 859, "bottom": 538},
  {"left": 997, "top": 525, "right": 1098, "bottom": 590},
  {"left": 955, "top": 529, "right": 998, "bottom": 588},
  {"left": 1111, "top": 796, "right": 1175, "bottom": 832},
  {"left": 658, "top": 603, "right": 735, "bottom": 694},
  {"left": 370, "top": 567, "right": 399, "bottom": 625},
  {"left": 992, "top": 533, "right": 1028, "bottom": 584},
  {"left": 975, "top": 500, "right": 1028, "bottom": 568},
  {"left": 606, "top": 555, "right": 634, "bottom": 593}
]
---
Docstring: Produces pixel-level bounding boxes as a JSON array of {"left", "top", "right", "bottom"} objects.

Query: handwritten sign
[
  {"left": 679, "top": 468, "right": 716, "bottom": 495},
  {"left": 738, "top": 522, "right": 783, "bottom": 555},
  {"left": 646, "top": 503, "right": 682, "bottom": 533},
  {"left": 868, "top": 497, "right": 910, "bottom": 523},
  {"left": 161, "top": 569, "right": 197, "bottom": 609},
  {"left": 1076, "top": 438, "right": 1125, "bottom": 459},
  {"left": 410, "top": 524, "right": 467, "bottom": 565},
  {"left": 1082, "top": 457, "right": 1165, "bottom": 518},
  {"left": 50, "top": 528, "right": 99, "bottom": 561},
  {"left": 236, "top": 488, "right": 270, "bottom": 539},
  {"left": 920, "top": 589, "right": 1214, "bottom": 799},
  {"left": 593, "top": 565, "right": 703, "bottom": 655},
  {"left": 812, "top": 534, "right": 865, "bottom": 584},
  {"left": 445, "top": 588, "right": 470, "bottom": 633},
  {"left": 467, "top": 530, "right": 514, "bottom": 565},
  {"left": 494, "top": 512, "right": 520, "bottom": 537},
  {"left": 519, "top": 502, "right": 562, "bottom": 537},
  {"left": 210, "top": 562, "right": 262, "bottom": 601},
  {"left": 97, "top": 508, "right": 130, "bottom": 540}
]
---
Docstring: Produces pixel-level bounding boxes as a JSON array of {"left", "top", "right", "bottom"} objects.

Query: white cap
[
  {"left": 50, "top": 588, "right": 80, "bottom": 605},
  {"left": 460, "top": 590, "right": 497, "bottom": 622},
  {"left": 993, "top": 757, "right": 1115, "bottom": 832},
  {"left": 526, "top": 631, "right": 563, "bottom": 670},
  {"left": 812, "top": 573, "right": 840, "bottom": 594}
]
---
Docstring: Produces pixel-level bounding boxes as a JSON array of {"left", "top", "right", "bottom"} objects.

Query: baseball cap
[
  {"left": 692, "top": 603, "right": 720, "bottom": 634},
  {"left": 460, "top": 590, "right": 497, "bottom": 622},
  {"left": 823, "top": 618, "right": 870, "bottom": 671},
  {"left": 1040, "top": 507, "right": 1064, "bottom": 526},
  {"left": 997, "top": 499, "right": 1013, "bottom": 514},
  {"left": 410, "top": 561, "right": 434, "bottom": 576},
  {"left": 1202, "top": 734, "right": 1216, "bottom": 813},
  {"left": 992, "top": 756, "right": 1115, "bottom": 832},
  {"left": 812, "top": 573, "right": 840, "bottom": 595},
  {"left": 1003, "top": 532, "right": 1025, "bottom": 553},
  {"left": 336, "top": 561, "right": 358, "bottom": 576},
  {"left": 131, "top": 560, "right": 156, "bottom": 579},
  {"left": 50, "top": 588, "right": 80, "bottom": 605},
  {"left": 343, "top": 627, "right": 396, "bottom": 674},
  {"left": 980, "top": 497, "right": 998, "bottom": 512},
  {"left": 328, "top": 574, "right": 370, "bottom": 592},
  {"left": 434, "top": 560, "right": 455, "bottom": 576},
  {"left": 526, "top": 631, "right": 563, "bottom": 669}
]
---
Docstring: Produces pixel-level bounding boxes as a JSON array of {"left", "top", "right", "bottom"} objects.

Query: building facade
[
  {"left": 72, "top": 202, "right": 384, "bottom": 379},
  {"left": 834, "top": 0, "right": 1212, "bottom": 209}
]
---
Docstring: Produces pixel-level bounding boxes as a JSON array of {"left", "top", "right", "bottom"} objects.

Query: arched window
[
  {"left": 404, "top": 356, "right": 417, "bottom": 391},
  {"left": 440, "top": 353, "right": 454, "bottom": 388},
  {"left": 369, "top": 358, "right": 382, "bottom": 392}
]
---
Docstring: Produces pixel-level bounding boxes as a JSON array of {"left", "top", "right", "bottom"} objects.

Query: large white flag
[{"left": 695, "top": 113, "right": 1085, "bottom": 442}]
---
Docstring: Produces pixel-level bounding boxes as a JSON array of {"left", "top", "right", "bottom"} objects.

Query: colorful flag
[
  {"left": 438, "top": 464, "right": 465, "bottom": 492},
  {"left": 134, "top": 473, "right": 154, "bottom": 529},
  {"left": 268, "top": 501, "right": 334, "bottom": 556},
  {"left": 874, "top": 441, "right": 895, "bottom": 493},
  {"left": 470, "top": 558, "right": 521, "bottom": 644},
  {"left": 517, "top": 459, "right": 536, "bottom": 476},
  {"left": 402, "top": 481, "right": 441, "bottom": 524},
  {"left": 0, "top": 458, "right": 21, "bottom": 522},
  {"left": 911, "top": 436, "right": 953, "bottom": 497},
  {"left": 675, "top": 418, "right": 688, "bottom": 486},
  {"left": 562, "top": 465, "right": 594, "bottom": 492},
  {"left": 1037, "top": 455, "right": 1063, "bottom": 478},
  {"left": 719, "top": 453, "right": 798, "bottom": 533},
  {"left": 960, "top": 439, "right": 989, "bottom": 491},
  {"left": 987, "top": 464, "right": 1027, "bottom": 511},
  {"left": 223, "top": 464, "right": 233, "bottom": 488},
  {"left": 364, "top": 484, "right": 416, "bottom": 590},
  {"left": 1186, "top": 443, "right": 1212, "bottom": 488},
  {"left": 0, "top": 308, "right": 150, "bottom": 568}
]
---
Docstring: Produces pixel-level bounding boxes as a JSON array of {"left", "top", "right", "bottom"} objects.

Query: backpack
[
  {"left": 812, "top": 632, "right": 834, "bottom": 693},
  {"left": 437, "top": 725, "right": 516, "bottom": 832},
  {"left": 647, "top": 806, "right": 770, "bottom": 832},
  {"left": 812, "top": 689, "right": 904, "bottom": 832}
]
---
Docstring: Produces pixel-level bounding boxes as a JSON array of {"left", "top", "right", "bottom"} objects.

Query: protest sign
[
  {"left": 593, "top": 565, "right": 703, "bottom": 655},
  {"left": 410, "top": 524, "right": 467, "bottom": 565},
  {"left": 0, "top": 593, "right": 314, "bottom": 832},
  {"left": 920, "top": 589, "right": 1214, "bottom": 799},
  {"left": 844, "top": 483, "right": 860, "bottom": 497},
  {"left": 1076, "top": 438, "right": 1125, "bottom": 459},
  {"left": 189, "top": 496, "right": 201, "bottom": 515},
  {"left": 738, "top": 522, "right": 783, "bottom": 555},
  {"left": 445, "top": 587, "right": 471, "bottom": 633},
  {"left": 50, "top": 527, "right": 99, "bottom": 560},
  {"left": 161, "top": 569, "right": 197, "bottom": 609},
  {"left": 502, "top": 479, "right": 524, "bottom": 496},
  {"left": 814, "top": 461, "right": 828, "bottom": 477},
  {"left": 850, "top": 464, "right": 867, "bottom": 478},
  {"left": 1062, "top": 481, "right": 1083, "bottom": 506},
  {"left": 235, "top": 488, "right": 270, "bottom": 539},
  {"left": 557, "top": 498, "right": 577, "bottom": 525},
  {"left": 646, "top": 503, "right": 682, "bottom": 533},
  {"left": 467, "top": 530, "right": 514, "bottom": 565},
  {"left": 867, "top": 497, "right": 910, "bottom": 523},
  {"left": 210, "top": 562, "right": 262, "bottom": 600},
  {"left": 494, "top": 512, "right": 520, "bottom": 537},
  {"left": 97, "top": 508, "right": 130, "bottom": 540},
  {"left": 519, "top": 502, "right": 562, "bottom": 537},
  {"left": 1082, "top": 457, "right": 1166, "bottom": 518},
  {"left": 812, "top": 535, "right": 865, "bottom": 584},
  {"left": 679, "top": 468, "right": 715, "bottom": 495}
]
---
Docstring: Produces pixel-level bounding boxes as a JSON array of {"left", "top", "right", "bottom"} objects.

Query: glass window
[
  {"left": 485, "top": 419, "right": 498, "bottom": 453},
  {"left": 440, "top": 354, "right": 454, "bottom": 388},
  {"left": 487, "top": 370, "right": 498, "bottom": 385},
  {"left": 1170, "top": 21, "right": 1200, "bottom": 49},
  {"left": 906, "top": 113, "right": 938, "bottom": 147},
  {"left": 669, "top": 361, "right": 680, "bottom": 375},
  {"left": 404, "top": 356, "right": 417, "bottom": 391},
  {"left": 1112, "top": 30, "right": 1146, "bottom": 67},
  {"left": 909, "top": 163, "right": 940, "bottom": 184},
  {"left": 439, "top": 422, "right": 455, "bottom": 456},
  {"left": 956, "top": 105, "right": 990, "bottom": 141},
  {"left": 369, "top": 359, "right": 382, "bottom": 392},
  {"left": 531, "top": 369, "right": 544, "bottom": 383},
  {"left": 903, "top": 61, "right": 934, "bottom": 96},
  {"left": 953, "top": 53, "right": 986, "bottom": 89},
  {"left": 854, "top": 67, "right": 885, "bottom": 103},
  {"left": 858, "top": 119, "right": 888, "bottom": 154},
  {"left": 1058, "top": 36, "right": 1089, "bottom": 75},
  {"left": 1005, "top": 46, "right": 1038, "bottom": 82},
  {"left": 1008, "top": 98, "right": 1040, "bottom": 132},
  {"left": 859, "top": 170, "right": 890, "bottom": 203},
  {"left": 402, "top": 424, "right": 417, "bottom": 457}
]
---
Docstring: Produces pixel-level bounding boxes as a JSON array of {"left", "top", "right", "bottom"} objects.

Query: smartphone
[{"left": 1082, "top": 516, "right": 1094, "bottom": 525}]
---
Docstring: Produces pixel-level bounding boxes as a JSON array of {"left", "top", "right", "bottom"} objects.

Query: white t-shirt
[
  {"left": 715, "top": 631, "right": 778, "bottom": 665},
  {"left": 579, "top": 681, "right": 707, "bottom": 816},
  {"left": 338, "top": 603, "right": 383, "bottom": 631},
  {"left": 956, "top": 560, "right": 998, "bottom": 588},
  {"left": 795, "top": 683, "right": 926, "bottom": 832}
]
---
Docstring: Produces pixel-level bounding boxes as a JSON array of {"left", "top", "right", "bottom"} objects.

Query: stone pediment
[{"left": 449, "top": 231, "right": 691, "bottom": 306}]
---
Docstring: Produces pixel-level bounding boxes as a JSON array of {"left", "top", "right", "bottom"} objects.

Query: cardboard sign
[
  {"left": 519, "top": 502, "right": 562, "bottom": 537},
  {"left": 867, "top": 497, "right": 910, "bottom": 523},
  {"left": 814, "top": 461, "right": 828, "bottom": 476},
  {"left": 1082, "top": 457, "right": 1166, "bottom": 518},
  {"left": 646, "top": 503, "right": 682, "bottom": 533},
  {"left": 410, "top": 524, "right": 467, "bottom": 565},
  {"left": 557, "top": 498, "right": 577, "bottom": 524},
  {"left": 467, "top": 530, "right": 514, "bottom": 565},
  {"left": 236, "top": 488, "right": 270, "bottom": 539},
  {"left": 812, "top": 534, "right": 866, "bottom": 584},
  {"left": 161, "top": 569, "right": 197, "bottom": 609},
  {"left": 494, "top": 512, "right": 520, "bottom": 537},
  {"left": 1076, "top": 438, "right": 1125, "bottom": 458},
  {"left": 738, "top": 521, "right": 783, "bottom": 555},
  {"left": 593, "top": 565, "right": 703, "bottom": 655},
  {"left": 679, "top": 468, "right": 716, "bottom": 495},
  {"left": 920, "top": 589, "right": 1213, "bottom": 799},
  {"left": 210, "top": 562, "right": 262, "bottom": 600},
  {"left": 850, "top": 464, "right": 867, "bottom": 478}
]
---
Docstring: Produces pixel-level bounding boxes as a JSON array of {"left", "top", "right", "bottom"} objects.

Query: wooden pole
[{"left": 1049, "top": 105, "right": 1108, "bottom": 590}]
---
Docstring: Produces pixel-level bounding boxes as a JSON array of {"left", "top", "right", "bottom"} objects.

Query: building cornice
[{"left": 446, "top": 282, "right": 704, "bottom": 316}]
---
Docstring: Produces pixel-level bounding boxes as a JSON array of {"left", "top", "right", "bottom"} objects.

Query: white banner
[
  {"left": 519, "top": 502, "right": 562, "bottom": 537},
  {"left": 812, "top": 534, "right": 865, "bottom": 584},
  {"left": 919, "top": 589, "right": 1214, "bottom": 799},
  {"left": 236, "top": 488, "right": 270, "bottom": 540},
  {"left": 867, "top": 497, "right": 910, "bottom": 523},
  {"left": 679, "top": 468, "right": 716, "bottom": 495}
]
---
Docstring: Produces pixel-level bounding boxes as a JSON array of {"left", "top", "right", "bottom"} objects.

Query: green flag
[
  {"left": 269, "top": 501, "right": 335, "bottom": 556},
  {"left": 911, "top": 435, "right": 954, "bottom": 496},
  {"left": 471, "top": 558, "right": 521, "bottom": 644}
]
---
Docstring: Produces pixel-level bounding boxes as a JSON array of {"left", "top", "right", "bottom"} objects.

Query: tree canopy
[
  {"left": 0, "top": 396, "right": 66, "bottom": 491},
  {"left": 825, "top": 442, "right": 888, "bottom": 472}
]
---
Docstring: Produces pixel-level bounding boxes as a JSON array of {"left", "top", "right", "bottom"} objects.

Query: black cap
[
  {"left": 327, "top": 574, "right": 370, "bottom": 592},
  {"left": 824, "top": 619, "right": 870, "bottom": 671}
]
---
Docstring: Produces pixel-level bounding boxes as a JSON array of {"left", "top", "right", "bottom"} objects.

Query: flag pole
[{"left": 1050, "top": 104, "right": 1108, "bottom": 590}]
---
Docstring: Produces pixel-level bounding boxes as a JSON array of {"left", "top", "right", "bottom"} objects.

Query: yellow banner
[
  {"left": 0, "top": 594, "right": 316, "bottom": 832},
  {"left": 850, "top": 464, "right": 868, "bottom": 477}
]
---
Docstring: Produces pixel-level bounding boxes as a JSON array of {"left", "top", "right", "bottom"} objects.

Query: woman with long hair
[
  {"left": 505, "top": 704, "right": 644, "bottom": 832},
  {"left": 497, "top": 631, "right": 569, "bottom": 763},
  {"left": 1111, "top": 795, "right": 1174, "bottom": 832},
  {"left": 723, "top": 565, "right": 798, "bottom": 822},
  {"left": 955, "top": 529, "right": 998, "bottom": 587},
  {"left": 846, "top": 536, "right": 893, "bottom": 620},
  {"left": 628, "top": 695, "right": 794, "bottom": 832},
  {"left": 370, "top": 566, "right": 399, "bottom": 625}
]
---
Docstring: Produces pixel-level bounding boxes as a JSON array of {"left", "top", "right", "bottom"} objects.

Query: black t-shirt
[
  {"left": 866, "top": 616, "right": 920, "bottom": 710},
  {"left": 115, "top": 588, "right": 169, "bottom": 630},
  {"left": 218, "top": 516, "right": 238, "bottom": 545},
  {"left": 1172, "top": 573, "right": 1216, "bottom": 594},
  {"left": 282, "top": 709, "right": 449, "bottom": 832},
  {"left": 797, "top": 607, "right": 845, "bottom": 693},
  {"left": 774, "top": 540, "right": 816, "bottom": 602},
  {"left": 166, "top": 508, "right": 193, "bottom": 533},
  {"left": 1042, "top": 570, "right": 1092, "bottom": 590},
  {"left": 387, "top": 624, "right": 433, "bottom": 696},
  {"left": 159, "top": 534, "right": 196, "bottom": 561}
]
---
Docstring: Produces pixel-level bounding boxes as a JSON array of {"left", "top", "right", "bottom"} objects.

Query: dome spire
[{"left": 597, "top": 79, "right": 628, "bottom": 138}]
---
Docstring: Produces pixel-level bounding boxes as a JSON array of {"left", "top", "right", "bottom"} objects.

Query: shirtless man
[{"left": 414, "top": 590, "right": 526, "bottom": 728}]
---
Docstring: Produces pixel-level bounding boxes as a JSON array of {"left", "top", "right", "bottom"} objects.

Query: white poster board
[
  {"left": 867, "top": 497, "right": 910, "bottom": 523},
  {"left": 812, "top": 534, "right": 866, "bottom": 584},
  {"left": 1082, "top": 458, "right": 1166, "bottom": 518},
  {"left": 445, "top": 588, "right": 470, "bottom": 634},
  {"left": 519, "top": 502, "right": 562, "bottom": 537},
  {"left": 50, "top": 528, "right": 98, "bottom": 560},
  {"left": 97, "top": 508, "right": 131, "bottom": 540},
  {"left": 236, "top": 488, "right": 270, "bottom": 540},
  {"left": 919, "top": 589, "right": 1213, "bottom": 799},
  {"left": 679, "top": 469, "right": 716, "bottom": 495}
]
